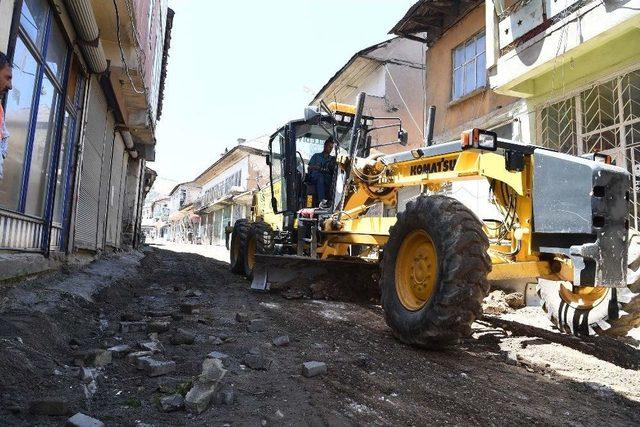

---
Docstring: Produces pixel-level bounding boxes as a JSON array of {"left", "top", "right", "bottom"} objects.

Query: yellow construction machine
[{"left": 228, "top": 92, "right": 631, "bottom": 347}]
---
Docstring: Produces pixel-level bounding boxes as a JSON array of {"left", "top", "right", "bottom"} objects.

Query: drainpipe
[{"left": 64, "top": 0, "right": 108, "bottom": 74}]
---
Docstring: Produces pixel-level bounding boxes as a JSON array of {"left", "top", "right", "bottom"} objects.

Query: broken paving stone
[
  {"left": 120, "top": 321, "right": 147, "bottom": 334},
  {"left": 160, "top": 394, "right": 184, "bottom": 412},
  {"left": 138, "top": 357, "right": 176, "bottom": 377},
  {"left": 243, "top": 353, "right": 272, "bottom": 371},
  {"left": 215, "top": 388, "right": 235, "bottom": 405},
  {"left": 170, "top": 328, "right": 195, "bottom": 345},
  {"left": 147, "top": 321, "right": 171, "bottom": 333},
  {"left": 73, "top": 349, "right": 112, "bottom": 367},
  {"left": 246, "top": 319, "right": 267, "bottom": 332},
  {"left": 29, "top": 399, "right": 70, "bottom": 416},
  {"left": 272, "top": 335, "right": 290, "bottom": 347},
  {"left": 107, "top": 344, "right": 131, "bottom": 358},
  {"left": 207, "top": 336, "right": 224, "bottom": 345},
  {"left": 139, "top": 341, "right": 164, "bottom": 353},
  {"left": 482, "top": 290, "right": 514, "bottom": 315},
  {"left": 121, "top": 312, "right": 144, "bottom": 322},
  {"left": 179, "top": 302, "right": 200, "bottom": 314},
  {"left": 146, "top": 310, "right": 172, "bottom": 318},
  {"left": 207, "top": 351, "right": 229, "bottom": 362},
  {"left": 79, "top": 367, "right": 97, "bottom": 384},
  {"left": 185, "top": 381, "right": 218, "bottom": 414},
  {"left": 185, "top": 289, "right": 203, "bottom": 297},
  {"left": 302, "top": 361, "right": 327, "bottom": 378},
  {"left": 66, "top": 412, "right": 104, "bottom": 427},
  {"left": 199, "top": 358, "right": 227, "bottom": 383},
  {"left": 127, "top": 350, "right": 153, "bottom": 364},
  {"left": 235, "top": 312, "right": 249, "bottom": 323},
  {"left": 505, "top": 292, "right": 526, "bottom": 309}
]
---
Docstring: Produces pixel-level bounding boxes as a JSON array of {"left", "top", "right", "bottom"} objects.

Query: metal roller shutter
[
  {"left": 96, "top": 113, "right": 115, "bottom": 249},
  {"left": 116, "top": 152, "right": 130, "bottom": 245},
  {"left": 75, "top": 77, "right": 108, "bottom": 250},
  {"left": 106, "top": 133, "right": 125, "bottom": 247}
]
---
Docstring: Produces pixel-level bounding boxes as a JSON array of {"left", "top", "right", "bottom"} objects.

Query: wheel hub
[
  {"left": 559, "top": 283, "right": 609, "bottom": 310},
  {"left": 396, "top": 230, "right": 438, "bottom": 311}
]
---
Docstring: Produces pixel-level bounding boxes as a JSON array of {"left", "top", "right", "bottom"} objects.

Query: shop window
[
  {"left": 25, "top": 75, "right": 59, "bottom": 216},
  {"left": 1, "top": 0, "right": 73, "bottom": 229},
  {"left": 452, "top": 32, "right": 486, "bottom": 100},
  {"left": 20, "top": 0, "right": 48, "bottom": 50},
  {"left": 0, "top": 38, "right": 37, "bottom": 209}
]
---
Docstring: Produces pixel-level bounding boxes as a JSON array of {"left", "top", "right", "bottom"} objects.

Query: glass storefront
[{"left": 0, "top": 0, "right": 84, "bottom": 250}]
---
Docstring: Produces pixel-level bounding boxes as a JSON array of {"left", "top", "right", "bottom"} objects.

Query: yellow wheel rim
[
  {"left": 247, "top": 237, "right": 256, "bottom": 271},
  {"left": 559, "top": 283, "right": 609, "bottom": 310},
  {"left": 395, "top": 229, "right": 438, "bottom": 311}
]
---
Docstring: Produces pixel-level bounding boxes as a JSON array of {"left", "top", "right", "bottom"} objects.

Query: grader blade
[{"left": 250, "top": 254, "right": 379, "bottom": 297}]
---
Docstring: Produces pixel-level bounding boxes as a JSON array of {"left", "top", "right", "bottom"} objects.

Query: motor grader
[{"left": 228, "top": 92, "right": 631, "bottom": 347}]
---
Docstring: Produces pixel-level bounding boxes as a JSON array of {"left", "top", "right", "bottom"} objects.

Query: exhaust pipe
[{"left": 425, "top": 105, "right": 436, "bottom": 146}]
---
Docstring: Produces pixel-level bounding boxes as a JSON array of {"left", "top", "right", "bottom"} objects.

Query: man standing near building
[
  {"left": 308, "top": 137, "right": 336, "bottom": 205},
  {"left": 0, "top": 52, "right": 12, "bottom": 180}
]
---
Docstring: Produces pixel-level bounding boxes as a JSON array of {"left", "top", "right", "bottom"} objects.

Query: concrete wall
[
  {"left": 426, "top": 4, "right": 518, "bottom": 143},
  {"left": 490, "top": 0, "right": 640, "bottom": 97}
]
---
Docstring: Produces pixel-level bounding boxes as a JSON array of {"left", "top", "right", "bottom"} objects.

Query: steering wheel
[{"left": 296, "top": 151, "right": 306, "bottom": 182}]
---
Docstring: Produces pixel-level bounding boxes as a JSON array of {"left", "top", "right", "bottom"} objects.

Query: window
[
  {"left": 1, "top": 0, "right": 71, "bottom": 219},
  {"left": 452, "top": 32, "right": 486, "bottom": 100}
]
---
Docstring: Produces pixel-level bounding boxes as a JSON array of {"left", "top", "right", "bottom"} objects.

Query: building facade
[
  {"left": 0, "top": 0, "right": 172, "bottom": 273},
  {"left": 311, "top": 37, "right": 426, "bottom": 152},
  {"left": 166, "top": 181, "right": 200, "bottom": 243},
  {"left": 392, "top": 2, "right": 640, "bottom": 226},
  {"left": 193, "top": 140, "right": 269, "bottom": 246},
  {"left": 486, "top": 0, "right": 640, "bottom": 229}
]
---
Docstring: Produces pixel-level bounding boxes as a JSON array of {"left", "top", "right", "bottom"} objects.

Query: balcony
[{"left": 488, "top": 0, "right": 640, "bottom": 97}]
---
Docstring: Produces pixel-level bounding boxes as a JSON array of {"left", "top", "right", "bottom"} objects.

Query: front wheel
[
  {"left": 230, "top": 219, "right": 251, "bottom": 274},
  {"left": 380, "top": 195, "right": 491, "bottom": 348}
]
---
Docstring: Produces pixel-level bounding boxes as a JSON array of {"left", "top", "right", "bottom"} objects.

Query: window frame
[
  {"left": 3, "top": 0, "right": 76, "bottom": 252},
  {"left": 451, "top": 30, "right": 487, "bottom": 101}
]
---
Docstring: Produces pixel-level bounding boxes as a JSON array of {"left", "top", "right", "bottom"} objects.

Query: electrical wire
[
  {"left": 112, "top": 0, "right": 146, "bottom": 95},
  {"left": 383, "top": 64, "right": 424, "bottom": 138}
]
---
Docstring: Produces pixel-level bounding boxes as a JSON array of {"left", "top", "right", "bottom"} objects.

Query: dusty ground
[{"left": 0, "top": 244, "right": 639, "bottom": 426}]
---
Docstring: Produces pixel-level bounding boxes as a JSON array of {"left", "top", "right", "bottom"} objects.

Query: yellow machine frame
[{"left": 316, "top": 147, "right": 571, "bottom": 284}]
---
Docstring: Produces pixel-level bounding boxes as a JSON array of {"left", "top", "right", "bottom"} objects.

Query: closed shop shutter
[
  {"left": 96, "top": 113, "right": 115, "bottom": 249},
  {"left": 75, "top": 77, "right": 109, "bottom": 250},
  {"left": 116, "top": 152, "right": 130, "bottom": 245},
  {"left": 106, "top": 133, "right": 125, "bottom": 247}
]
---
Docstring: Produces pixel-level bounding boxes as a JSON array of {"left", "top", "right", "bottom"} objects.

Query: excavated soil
[{"left": 0, "top": 245, "right": 639, "bottom": 426}]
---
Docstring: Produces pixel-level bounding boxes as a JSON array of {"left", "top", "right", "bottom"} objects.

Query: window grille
[{"left": 539, "top": 68, "right": 640, "bottom": 229}]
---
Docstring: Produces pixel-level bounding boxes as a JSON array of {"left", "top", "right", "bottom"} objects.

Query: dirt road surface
[{"left": 0, "top": 244, "right": 639, "bottom": 426}]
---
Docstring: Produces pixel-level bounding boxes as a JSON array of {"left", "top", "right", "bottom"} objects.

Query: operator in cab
[{"left": 308, "top": 137, "right": 336, "bottom": 205}]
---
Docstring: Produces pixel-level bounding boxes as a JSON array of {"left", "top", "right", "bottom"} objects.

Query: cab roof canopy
[{"left": 389, "top": 0, "right": 483, "bottom": 46}]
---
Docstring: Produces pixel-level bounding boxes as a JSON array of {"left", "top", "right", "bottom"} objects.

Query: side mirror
[
  {"left": 265, "top": 153, "right": 271, "bottom": 165},
  {"left": 398, "top": 130, "right": 408, "bottom": 146},
  {"left": 304, "top": 106, "right": 322, "bottom": 124}
]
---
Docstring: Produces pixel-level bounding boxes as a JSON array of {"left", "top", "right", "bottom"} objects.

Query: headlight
[{"left": 461, "top": 128, "right": 498, "bottom": 151}]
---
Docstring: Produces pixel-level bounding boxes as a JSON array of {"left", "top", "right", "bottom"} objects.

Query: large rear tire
[
  {"left": 536, "top": 280, "right": 638, "bottom": 336},
  {"left": 538, "top": 229, "right": 640, "bottom": 337},
  {"left": 242, "top": 221, "right": 274, "bottom": 280},
  {"left": 380, "top": 195, "right": 491, "bottom": 348},
  {"left": 230, "top": 219, "right": 251, "bottom": 274}
]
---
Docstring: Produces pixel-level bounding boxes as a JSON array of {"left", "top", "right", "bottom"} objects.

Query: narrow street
[{"left": 0, "top": 245, "right": 639, "bottom": 426}]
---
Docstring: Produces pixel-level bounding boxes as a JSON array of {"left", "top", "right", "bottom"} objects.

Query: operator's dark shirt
[{"left": 308, "top": 153, "right": 334, "bottom": 176}]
